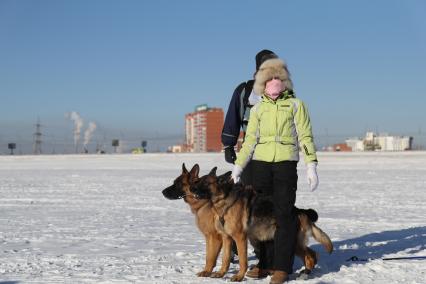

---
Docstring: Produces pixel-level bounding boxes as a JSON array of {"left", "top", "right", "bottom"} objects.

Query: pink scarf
[{"left": 265, "top": 79, "right": 285, "bottom": 100}]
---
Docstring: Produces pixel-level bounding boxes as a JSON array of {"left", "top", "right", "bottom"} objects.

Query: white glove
[
  {"left": 231, "top": 165, "right": 243, "bottom": 183},
  {"left": 307, "top": 162, "right": 319, "bottom": 191}
]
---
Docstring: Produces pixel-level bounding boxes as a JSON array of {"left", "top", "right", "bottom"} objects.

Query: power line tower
[{"left": 33, "top": 118, "right": 43, "bottom": 155}]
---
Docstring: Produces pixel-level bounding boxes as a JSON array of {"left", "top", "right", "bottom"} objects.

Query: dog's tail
[
  {"left": 296, "top": 207, "right": 333, "bottom": 253},
  {"left": 311, "top": 223, "right": 333, "bottom": 254}
]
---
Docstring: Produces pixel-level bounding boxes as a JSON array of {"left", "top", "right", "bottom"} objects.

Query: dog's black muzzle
[{"left": 162, "top": 185, "right": 185, "bottom": 200}]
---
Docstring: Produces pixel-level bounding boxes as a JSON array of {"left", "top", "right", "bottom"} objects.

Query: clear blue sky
[{"left": 1, "top": 0, "right": 426, "bottom": 152}]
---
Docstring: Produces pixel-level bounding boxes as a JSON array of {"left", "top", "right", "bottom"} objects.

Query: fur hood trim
[{"left": 253, "top": 58, "right": 293, "bottom": 96}]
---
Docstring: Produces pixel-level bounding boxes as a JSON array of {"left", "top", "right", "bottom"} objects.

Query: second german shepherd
[{"left": 191, "top": 167, "right": 333, "bottom": 282}]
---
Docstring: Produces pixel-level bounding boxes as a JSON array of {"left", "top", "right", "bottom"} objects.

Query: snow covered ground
[{"left": 0, "top": 152, "right": 425, "bottom": 283}]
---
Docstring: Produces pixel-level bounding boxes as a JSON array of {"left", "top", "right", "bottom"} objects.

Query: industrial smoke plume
[
  {"left": 65, "top": 112, "right": 84, "bottom": 152},
  {"left": 66, "top": 112, "right": 98, "bottom": 153},
  {"left": 84, "top": 122, "right": 97, "bottom": 148},
  {"left": 67, "top": 112, "right": 84, "bottom": 146}
]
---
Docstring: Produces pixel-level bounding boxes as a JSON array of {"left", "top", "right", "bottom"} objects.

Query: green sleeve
[
  {"left": 294, "top": 100, "right": 318, "bottom": 163},
  {"left": 235, "top": 105, "right": 259, "bottom": 168}
]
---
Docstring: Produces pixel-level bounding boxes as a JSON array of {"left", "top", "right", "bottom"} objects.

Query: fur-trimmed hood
[{"left": 253, "top": 58, "right": 293, "bottom": 96}]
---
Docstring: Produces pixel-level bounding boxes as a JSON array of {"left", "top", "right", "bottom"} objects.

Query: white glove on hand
[
  {"left": 231, "top": 165, "right": 243, "bottom": 183},
  {"left": 307, "top": 162, "right": 319, "bottom": 191}
]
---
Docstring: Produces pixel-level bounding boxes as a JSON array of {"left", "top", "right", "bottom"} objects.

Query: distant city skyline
[
  {"left": 1, "top": 111, "right": 425, "bottom": 155},
  {"left": 1, "top": 0, "right": 426, "bottom": 153}
]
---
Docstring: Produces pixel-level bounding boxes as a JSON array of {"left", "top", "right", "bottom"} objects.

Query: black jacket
[{"left": 221, "top": 80, "right": 254, "bottom": 147}]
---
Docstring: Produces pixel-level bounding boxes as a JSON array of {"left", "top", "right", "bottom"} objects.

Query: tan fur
[
  {"left": 207, "top": 180, "right": 333, "bottom": 281},
  {"left": 166, "top": 166, "right": 223, "bottom": 277},
  {"left": 253, "top": 58, "right": 294, "bottom": 95},
  {"left": 248, "top": 219, "right": 276, "bottom": 241},
  {"left": 311, "top": 223, "right": 334, "bottom": 254},
  {"left": 211, "top": 193, "right": 249, "bottom": 282},
  {"left": 166, "top": 165, "right": 333, "bottom": 280},
  {"left": 191, "top": 200, "right": 223, "bottom": 277},
  {"left": 295, "top": 214, "right": 333, "bottom": 271}
]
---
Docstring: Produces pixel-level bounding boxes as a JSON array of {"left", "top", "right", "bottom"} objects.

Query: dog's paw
[
  {"left": 196, "top": 270, "right": 211, "bottom": 277},
  {"left": 230, "top": 274, "right": 245, "bottom": 282},
  {"left": 210, "top": 271, "right": 226, "bottom": 278},
  {"left": 296, "top": 269, "right": 311, "bottom": 280}
]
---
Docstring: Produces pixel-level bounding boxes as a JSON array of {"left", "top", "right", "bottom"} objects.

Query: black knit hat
[{"left": 255, "top": 49, "right": 278, "bottom": 71}]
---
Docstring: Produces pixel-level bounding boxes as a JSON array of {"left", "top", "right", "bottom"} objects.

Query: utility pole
[
  {"left": 33, "top": 117, "right": 43, "bottom": 154},
  {"left": 51, "top": 135, "right": 56, "bottom": 154}
]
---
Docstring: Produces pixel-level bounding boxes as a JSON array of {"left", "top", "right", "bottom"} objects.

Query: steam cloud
[
  {"left": 66, "top": 111, "right": 84, "bottom": 148},
  {"left": 70, "top": 112, "right": 83, "bottom": 145},
  {"left": 66, "top": 112, "right": 98, "bottom": 153},
  {"left": 84, "top": 122, "right": 97, "bottom": 147}
]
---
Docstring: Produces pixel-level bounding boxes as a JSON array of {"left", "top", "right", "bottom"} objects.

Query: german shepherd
[
  {"left": 161, "top": 163, "right": 223, "bottom": 277},
  {"left": 191, "top": 167, "right": 333, "bottom": 282}
]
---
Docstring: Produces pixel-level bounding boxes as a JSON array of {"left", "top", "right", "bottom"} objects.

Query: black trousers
[
  {"left": 241, "top": 159, "right": 253, "bottom": 186},
  {"left": 252, "top": 160, "right": 298, "bottom": 273}
]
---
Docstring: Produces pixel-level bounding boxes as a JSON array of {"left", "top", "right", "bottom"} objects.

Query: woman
[{"left": 231, "top": 57, "right": 319, "bottom": 284}]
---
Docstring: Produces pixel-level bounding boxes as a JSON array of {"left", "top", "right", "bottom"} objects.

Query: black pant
[
  {"left": 252, "top": 160, "right": 298, "bottom": 273},
  {"left": 241, "top": 159, "right": 253, "bottom": 186}
]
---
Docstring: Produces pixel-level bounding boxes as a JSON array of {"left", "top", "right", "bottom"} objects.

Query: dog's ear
[
  {"left": 209, "top": 167, "right": 217, "bottom": 176},
  {"left": 189, "top": 164, "right": 200, "bottom": 178},
  {"left": 218, "top": 171, "right": 232, "bottom": 185},
  {"left": 182, "top": 163, "right": 188, "bottom": 174}
]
